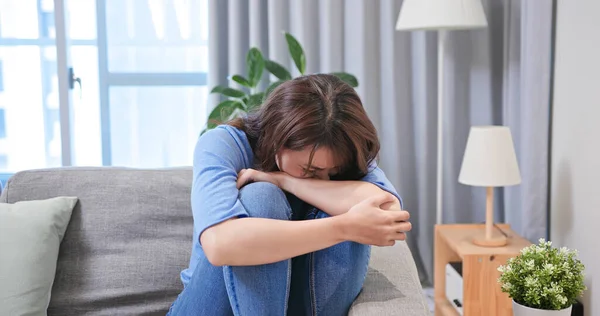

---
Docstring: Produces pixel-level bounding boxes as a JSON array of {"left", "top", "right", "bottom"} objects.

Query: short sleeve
[
  {"left": 191, "top": 127, "right": 250, "bottom": 242},
  {"left": 360, "top": 164, "right": 404, "bottom": 209}
]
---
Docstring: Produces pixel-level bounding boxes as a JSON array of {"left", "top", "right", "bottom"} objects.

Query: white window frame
[{"left": 55, "top": 0, "right": 73, "bottom": 166}]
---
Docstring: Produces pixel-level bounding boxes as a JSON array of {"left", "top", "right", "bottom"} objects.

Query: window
[
  {"left": 0, "top": 0, "right": 209, "bottom": 173},
  {"left": 0, "top": 60, "right": 4, "bottom": 91},
  {"left": 0, "top": 108, "right": 6, "bottom": 139},
  {"left": 0, "top": 60, "right": 6, "bottom": 140},
  {"left": 101, "top": 0, "right": 209, "bottom": 167},
  {"left": 0, "top": 0, "right": 62, "bottom": 171}
]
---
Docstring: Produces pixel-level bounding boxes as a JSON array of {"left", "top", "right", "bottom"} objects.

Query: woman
[{"left": 168, "top": 74, "right": 411, "bottom": 316}]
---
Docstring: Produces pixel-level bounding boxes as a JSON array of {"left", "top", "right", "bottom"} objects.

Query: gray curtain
[{"left": 207, "top": 0, "right": 554, "bottom": 286}]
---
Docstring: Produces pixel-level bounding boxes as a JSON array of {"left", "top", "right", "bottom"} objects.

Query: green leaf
[
  {"left": 246, "top": 93, "right": 264, "bottom": 111},
  {"left": 284, "top": 32, "right": 306, "bottom": 75},
  {"left": 246, "top": 47, "right": 265, "bottom": 87},
  {"left": 228, "top": 107, "right": 246, "bottom": 121},
  {"left": 210, "top": 85, "right": 246, "bottom": 98},
  {"left": 241, "top": 95, "right": 249, "bottom": 108},
  {"left": 331, "top": 72, "right": 359, "bottom": 88},
  {"left": 208, "top": 100, "right": 244, "bottom": 124},
  {"left": 263, "top": 80, "right": 285, "bottom": 101},
  {"left": 264, "top": 60, "right": 292, "bottom": 80},
  {"left": 231, "top": 75, "right": 251, "bottom": 87}
]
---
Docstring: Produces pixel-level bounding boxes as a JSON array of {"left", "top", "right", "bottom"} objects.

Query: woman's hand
[
  {"left": 338, "top": 193, "right": 411, "bottom": 246},
  {"left": 236, "top": 168, "right": 286, "bottom": 189}
]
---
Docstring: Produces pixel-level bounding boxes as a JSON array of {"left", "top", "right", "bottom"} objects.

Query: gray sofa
[{"left": 0, "top": 167, "right": 430, "bottom": 315}]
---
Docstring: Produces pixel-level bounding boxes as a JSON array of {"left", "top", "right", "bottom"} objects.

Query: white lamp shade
[
  {"left": 458, "top": 126, "right": 521, "bottom": 187},
  {"left": 396, "top": 0, "right": 488, "bottom": 31}
]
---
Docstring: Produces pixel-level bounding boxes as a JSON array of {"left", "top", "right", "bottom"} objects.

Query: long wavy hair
[{"left": 228, "top": 73, "right": 380, "bottom": 180}]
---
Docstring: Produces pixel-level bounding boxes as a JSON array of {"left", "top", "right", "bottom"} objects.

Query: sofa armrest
[{"left": 349, "top": 241, "right": 431, "bottom": 316}]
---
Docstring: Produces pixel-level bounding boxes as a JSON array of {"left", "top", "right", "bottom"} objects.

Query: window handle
[{"left": 68, "top": 67, "right": 82, "bottom": 98}]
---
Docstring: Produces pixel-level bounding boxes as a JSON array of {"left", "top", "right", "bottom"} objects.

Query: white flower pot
[{"left": 512, "top": 300, "right": 572, "bottom": 316}]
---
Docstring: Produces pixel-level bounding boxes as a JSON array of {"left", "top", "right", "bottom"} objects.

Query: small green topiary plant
[
  {"left": 202, "top": 32, "right": 358, "bottom": 134},
  {"left": 497, "top": 238, "right": 586, "bottom": 310}
]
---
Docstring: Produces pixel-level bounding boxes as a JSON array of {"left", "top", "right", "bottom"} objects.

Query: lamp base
[
  {"left": 472, "top": 230, "right": 508, "bottom": 247},
  {"left": 470, "top": 187, "right": 508, "bottom": 247}
]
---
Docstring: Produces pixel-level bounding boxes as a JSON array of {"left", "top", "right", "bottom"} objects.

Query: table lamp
[
  {"left": 396, "top": 0, "right": 488, "bottom": 225},
  {"left": 458, "top": 126, "right": 521, "bottom": 247}
]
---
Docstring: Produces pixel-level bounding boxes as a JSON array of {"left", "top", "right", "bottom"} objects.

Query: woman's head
[{"left": 230, "top": 74, "right": 379, "bottom": 180}]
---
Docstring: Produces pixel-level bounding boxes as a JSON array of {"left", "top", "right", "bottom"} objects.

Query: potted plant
[
  {"left": 497, "top": 238, "right": 586, "bottom": 316},
  {"left": 202, "top": 32, "right": 359, "bottom": 134}
]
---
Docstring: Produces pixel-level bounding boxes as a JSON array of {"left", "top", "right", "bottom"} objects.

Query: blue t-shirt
[{"left": 180, "top": 125, "right": 403, "bottom": 286}]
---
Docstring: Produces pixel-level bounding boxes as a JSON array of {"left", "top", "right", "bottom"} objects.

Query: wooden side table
[{"left": 434, "top": 224, "right": 532, "bottom": 316}]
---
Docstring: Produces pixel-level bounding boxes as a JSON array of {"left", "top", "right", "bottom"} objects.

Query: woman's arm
[
  {"left": 236, "top": 167, "right": 403, "bottom": 216},
  {"left": 201, "top": 193, "right": 409, "bottom": 267},
  {"left": 278, "top": 174, "right": 401, "bottom": 216}
]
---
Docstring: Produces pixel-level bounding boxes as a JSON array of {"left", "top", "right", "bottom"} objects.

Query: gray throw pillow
[{"left": 0, "top": 196, "right": 78, "bottom": 316}]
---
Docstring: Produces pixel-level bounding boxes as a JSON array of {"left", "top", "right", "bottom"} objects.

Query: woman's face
[{"left": 276, "top": 146, "right": 339, "bottom": 180}]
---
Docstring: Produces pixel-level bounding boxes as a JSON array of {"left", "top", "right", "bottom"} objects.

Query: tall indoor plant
[
  {"left": 497, "top": 239, "right": 586, "bottom": 316},
  {"left": 203, "top": 32, "right": 358, "bottom": 134}
]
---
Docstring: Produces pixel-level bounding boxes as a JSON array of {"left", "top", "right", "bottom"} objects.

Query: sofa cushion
[
  {"left": 0, "top": 167, "right": 193, "bottom": 315},
  {"left": 0, "top": 196, "right": 78, "bottom": 316}
]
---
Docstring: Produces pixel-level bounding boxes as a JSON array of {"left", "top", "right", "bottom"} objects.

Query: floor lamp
[{"left": 395, "top": 0, "right": 488, "bottom": 225}]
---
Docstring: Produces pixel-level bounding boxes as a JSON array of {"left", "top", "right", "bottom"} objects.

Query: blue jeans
[{"left": 167, "top": 182, "right": 371, "bottom": 316}]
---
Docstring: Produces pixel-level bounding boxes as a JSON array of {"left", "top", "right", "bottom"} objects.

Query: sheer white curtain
[{"left": 207, "top": 0, "right": 554, "bottom": 285}]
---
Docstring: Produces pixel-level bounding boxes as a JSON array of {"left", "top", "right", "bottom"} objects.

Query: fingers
[
  {"left": 236, "top": 169, "right": 252, "bottom": 189},
  {"left": 383, "top": 223, "right": 409, "bottom": 245},
  {"left": 378, "top": 233, "right": 406, "bottom": 247},
  {"left": 394, "top": 232, "right": 406, "bottom": 241},
  {"left": 379, "top": 200, "right": 396, "bottom": 211},
  {"left": 365, "top": 192, "right": 397, "bottom": 207},
  {"left": 391, "top": 210, "right": 410, "bottom": 222},
  {"left": 393, "top": 221, "right": 412, "bottom": 233},
  {"left": 383, "top": 240, "right": 396, "bottom": 247},
  {"left": 384, "top": 210, "right": 410, "bottom": 228}
]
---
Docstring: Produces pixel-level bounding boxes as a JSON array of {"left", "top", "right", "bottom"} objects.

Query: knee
[
  {"left": 238, "top": 182, "right": 291, "bottom": 220},
  {"left": 239, "top": 182, "right": 283, "bottom": 201}
]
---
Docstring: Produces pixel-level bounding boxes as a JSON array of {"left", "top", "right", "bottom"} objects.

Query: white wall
[{"left": 550, "top": 0, "right": 600, "bottom": 315}]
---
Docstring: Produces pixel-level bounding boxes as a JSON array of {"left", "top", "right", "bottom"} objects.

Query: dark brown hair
[{"left": 229, "top": 73, "right": 380, "bottom": 180}]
